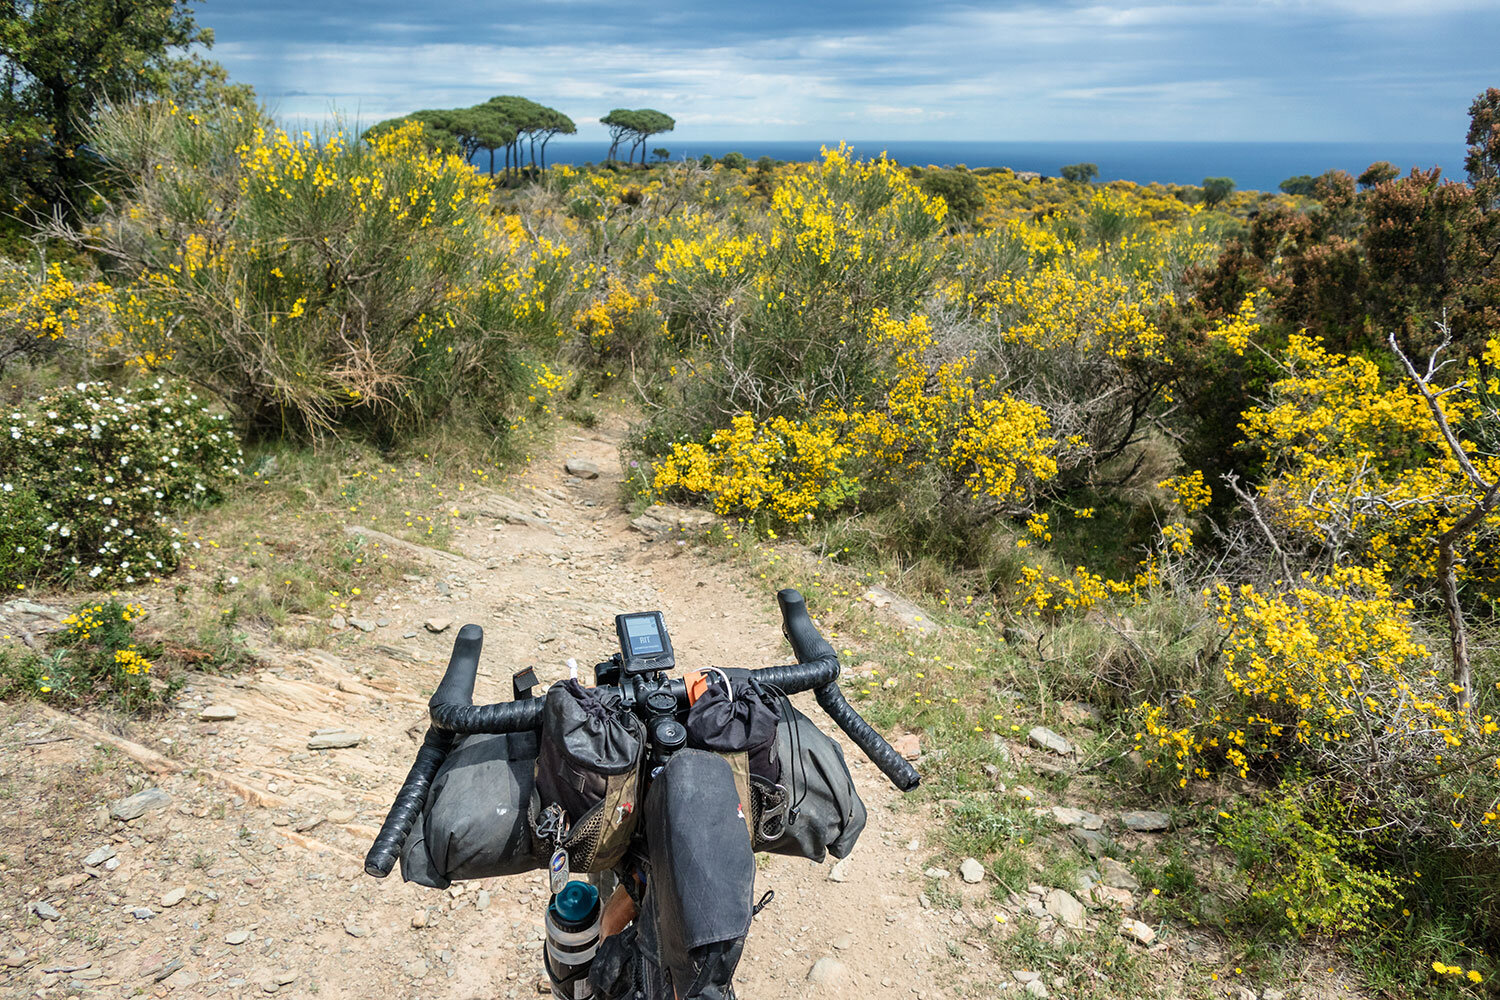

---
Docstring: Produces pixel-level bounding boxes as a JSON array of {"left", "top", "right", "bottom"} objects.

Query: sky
[{"left": 200, "top": 0, "right": 1500, "bottom": 145}]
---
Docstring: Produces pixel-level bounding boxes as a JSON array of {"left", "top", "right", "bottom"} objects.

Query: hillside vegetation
[{"left": 3, "top": 88, "right": 1500, "bottom": 998}]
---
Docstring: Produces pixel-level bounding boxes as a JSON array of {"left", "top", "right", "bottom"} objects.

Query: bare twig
[
  {"left": 1222, "top": 472, "right": 1293, "bottom": 583},
  {"left": 1387, "top": 322, "right": 1500, "bottom": 715}
]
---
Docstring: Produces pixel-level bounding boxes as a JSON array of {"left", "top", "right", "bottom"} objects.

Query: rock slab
[
  {"left": 806, "top": 957, "right": 849, "bottom": 987},
  {"left": 564, "top": 459, "right": 600, "bottom": 479},
  {"left": 1049, "top": 806, "right": 1103, "bottom": 830},
  {"left": 631, "top": 504, "right": 716, "bottom": 537},
  {"left": 1120, "top": 810, "right": 1171, "bottom": 832},
  {"left": 861, "top": 584, "right": 941, "bottom": 636},
  {"left": 109, "top": 787, "right": 173, "bottom": 822},
  {"left": 82, "top": 845, "right": 115, "bottom": 867},
  {"left": 1099, "top": 857, "right": 1140, "bottom": 891},
  {"left": 1042, "top": 888, "right": 1087, "bottom": 930},
  {"left": 307, "top": 731, "right": 364, "bottom": 750},
  {"left": 198, "top": 704, "right": 237, "bottom": 721},
  {"left": 28, "top": 901, "right": 61, "bottom": 921},
  {"left": 1027, "top": 727, "right": 1073, "bottom": 755},
  {"left": 960, "top": 858, "right": 985, "bottom": 884}
]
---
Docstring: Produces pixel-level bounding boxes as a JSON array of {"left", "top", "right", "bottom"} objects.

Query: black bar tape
[
  {"left": 758, "top": 590, "right": 922, "bottom": 792},
  {"left": 814, "top": 682, "right": 921, "bottom": 791},
  {"left": 363, "top": 726, "right": 454, "bottom": 878},
  {"left": 430, "top": 623, "right": 485, "bottom": 709},
  {"left": 429, "top": 697, "right": 545, "bottom": 733},
  {"left": 749, "top": 658, "right": 839, "bottom": 694},
  {"left": 776, "top": 589, "right": 835, "bottom": 664}
]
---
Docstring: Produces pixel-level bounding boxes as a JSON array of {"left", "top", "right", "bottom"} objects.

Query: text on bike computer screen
[{"left": 624, "top": 615, "right": 664, "bottom": 655}]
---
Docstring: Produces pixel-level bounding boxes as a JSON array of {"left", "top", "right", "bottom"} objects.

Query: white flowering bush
[{"left": 0, "top": 380, "right": 243, "bottom": 587}]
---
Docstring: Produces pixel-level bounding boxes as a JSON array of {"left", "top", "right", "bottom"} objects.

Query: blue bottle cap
[{"left": 551, "top": 880, "right": 600, "bottom": 927}]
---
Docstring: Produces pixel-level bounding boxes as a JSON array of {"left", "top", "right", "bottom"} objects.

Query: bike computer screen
[{"left": 615, "top": 611, "right": 674, "bottom": 675}]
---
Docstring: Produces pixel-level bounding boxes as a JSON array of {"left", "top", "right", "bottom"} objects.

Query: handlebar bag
[
  {"left": 683, "top": 673, "right": 782, "bottom": 784},
  {"left": 397, "top": 731, "right": 541, "bottom": 889},
  {"left": 532, "top": 679, "right": 645, "bottom": 873},
  {"left": 756, "top": 705, "right": 866, "bottom": 862}
]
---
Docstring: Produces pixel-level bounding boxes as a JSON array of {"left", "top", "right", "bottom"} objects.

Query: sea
[{"left": 521, "top": 140, "right": 1469, "bottom": 193}]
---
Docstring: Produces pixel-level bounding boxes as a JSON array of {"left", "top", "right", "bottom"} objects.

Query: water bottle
[{"left": 545, "top": 880, "right": 601, "bottom": 998}]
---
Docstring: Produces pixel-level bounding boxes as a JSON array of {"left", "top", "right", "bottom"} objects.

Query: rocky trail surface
[{"left": 0, "top": 427, "right": 975, "bottom": 1000}]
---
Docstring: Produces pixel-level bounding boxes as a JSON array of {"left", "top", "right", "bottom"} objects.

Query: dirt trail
[{"left": 0, "top": 424, "right": 958, "bottom": 1000}]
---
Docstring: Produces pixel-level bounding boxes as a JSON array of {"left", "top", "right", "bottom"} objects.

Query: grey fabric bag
[
  {"left": 532, "top": 679, "right": 645, "bottom": 873},
  {"left": 645, "top": 749, "right": 753, "bottom": 999},
  {"left": 756, "top": 705, "right": 866, "bottom": 862},
  {"left": 399, "top": 732, "right": 540, "bottom": 889}
]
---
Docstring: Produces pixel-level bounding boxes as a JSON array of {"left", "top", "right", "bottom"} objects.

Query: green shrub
[
  {"left": 1218, "top": 789, "right": 1406, "bottom": 938},
  {"left": 0, "top": 598, "right": 168, "bottom": 712},
  {"left": 0, "top": 379, "right": 243, "bottom": 587}
]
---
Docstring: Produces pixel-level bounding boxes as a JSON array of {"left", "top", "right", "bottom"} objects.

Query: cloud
[{"left": 202, "top": 0, "right": 1497, "bottom": 142}]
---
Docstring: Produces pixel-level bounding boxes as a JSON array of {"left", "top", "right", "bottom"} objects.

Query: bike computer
[{"left": 615, "top": 611, "right": 674, "bottom": 675}]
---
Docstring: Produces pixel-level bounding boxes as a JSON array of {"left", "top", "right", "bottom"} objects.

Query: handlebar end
[
  {"left": 776, "top": 589, "right": 835, "bottom": 665},
  {"left": 430, "top": 624, "right": 485, "bottom": 710}
]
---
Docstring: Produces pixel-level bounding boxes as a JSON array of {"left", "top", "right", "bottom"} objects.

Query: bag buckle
[
  {"left": 534, "top": 802, "right": 568, "bottom": 842},
  {"left": 756, "top": 782, "right": 789, "bottom": 842}
]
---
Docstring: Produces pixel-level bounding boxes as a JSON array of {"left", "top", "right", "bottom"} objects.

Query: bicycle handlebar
[{"left": 364, "top": 588, "right": 919, "bottom": 878}]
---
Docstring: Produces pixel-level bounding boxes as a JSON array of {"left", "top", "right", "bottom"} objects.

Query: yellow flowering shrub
[
  {"left": 0, "top": 259, "right": 115, "bottom": 370},
  {"left": 649, "top": 144, "right": 949, "bottom": 421},
  {"left": 3, "top": 599, "right": 171, "bottom": 712},
  {"left": 1159, "top": 471, "right": 1212, "bottom": 513},
  {"left": 653, "top": 412, "right": 858, "bottom": 521},
  {"left": 81, "top": 102, "right": 582, "bottom": 439},
  {"left": 568, "top": 275, "right": 665, "bottom": 370},
  {"left": 1241, "top": 333, "right": 1500, "bottom": 600},
  {"left": 1134, "top": 565, "right": 1500, "bottom": 846},
  {"left": 651, "top": 310, "right": 1064, "bottom": 524}
]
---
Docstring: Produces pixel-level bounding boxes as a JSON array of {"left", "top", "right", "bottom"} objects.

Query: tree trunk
[
  {"left": 1435, "top": 536, "right": 1473, "bottom": 713},
  {"left": 488, "top": 147, "right": 495, "bottom": 175}
]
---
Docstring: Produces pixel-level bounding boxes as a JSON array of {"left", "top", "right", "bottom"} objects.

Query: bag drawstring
[{"left": 763, "top": 684, "right": 807, "bottom": 823}]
